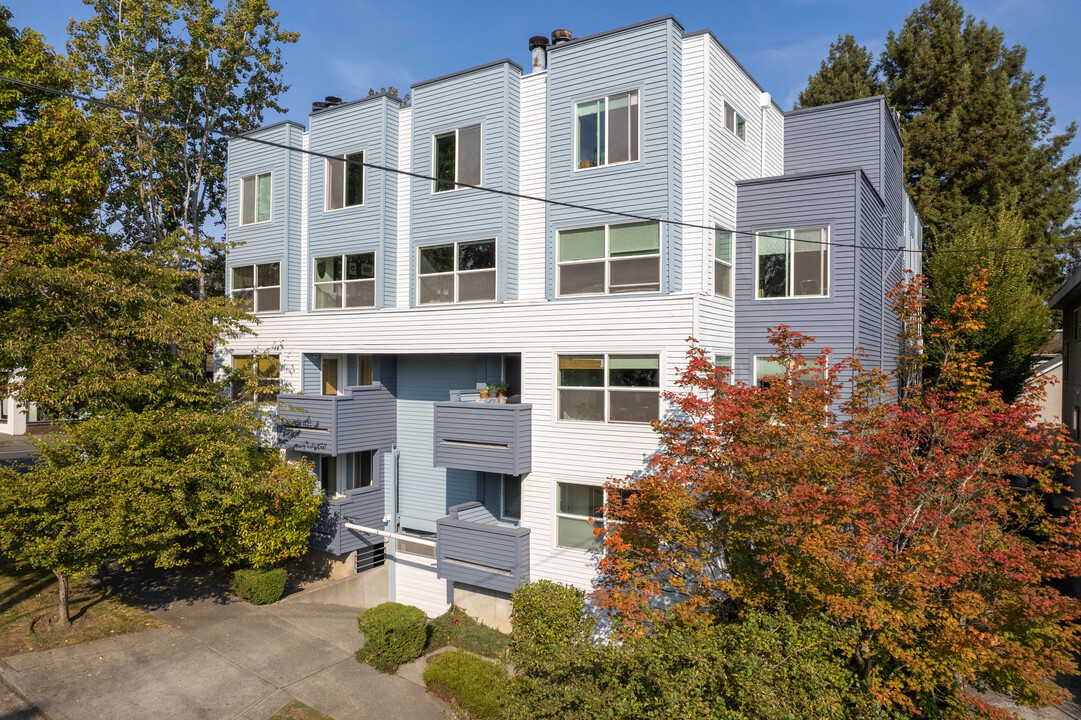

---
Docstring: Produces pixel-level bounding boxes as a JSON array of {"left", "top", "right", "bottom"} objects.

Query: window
[
  {"left": 316, "top": 450, "right": 376, "bottom": 497},
  {"left": 575, "top": 90, "right": 639, "bottom": 169},
  {"left": 756, "top": 227, "right": 828, "bottom": 298},
  {"left": 714, "top": 354, "right": 735, "bottom": 385},
  {"left": 346, "top": 450, "right": 376, "bottom": 491},
  {"left": 557, "top": 483, "right": 604, "bottom": 550},
  {"left": 724, "top": 102, "right": 746, "bottom": 141},
  {"left": 754, "top": 356, "right": 822, "bottom": 389},
  {"left": 433, "top": 125, "right": 481, "bottom": 192},
  {"left": 715, "top": 228, "right": 733, "bottom": 298},
  {"left": 231, "top": 262, "right": 280, "bottom": 313},
  {"left": 326, "top": 151, "right": 364, "bottom": 210},
  {"left": 557, "top": 354, "right": 659, "bottom": 424},
  {"left": 232, "top": 354, "right": 280, "bottom": 403},
  {"left": 313, "top": 253, "right": 375, "bottom": 310},
  {"left": 502, "top": 475, "right": 522, "bottom": 520},
  {"left": 318, "top": 455, "right": 336, "bottom": 496},
  {"left": 240, "top": 172, "right": 271, "bottom": 225},
  {"left": 1074, "top": 309, "right": 1081, "bottom": 341},
  {"left": 558, "top": 221, "right": 660, "bottom": 296},
  {"left": 418, "top": 239, "right": 496, "bottom": 304}
]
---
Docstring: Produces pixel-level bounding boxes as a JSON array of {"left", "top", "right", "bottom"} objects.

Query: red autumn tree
[{"left": 594, "top": 272, "right": 1081, "bottom": 718}]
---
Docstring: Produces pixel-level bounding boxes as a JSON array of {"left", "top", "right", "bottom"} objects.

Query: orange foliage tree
[{"left": 595, "top": 272, "right": 1081, "bottom": 718}]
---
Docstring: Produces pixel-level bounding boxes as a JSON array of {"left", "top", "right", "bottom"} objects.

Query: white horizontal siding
[
  {"left": 681, "top": 34, "right": 708, "bottom": 295},
  {"left": 518, "top": 73, "right": 547, "bottom": 301},
  {"left": 396, "top": 107, "right": 412, "bottom": 309},
  {"left": 393, "top": 552, "right": 450, "bottom": 617}
]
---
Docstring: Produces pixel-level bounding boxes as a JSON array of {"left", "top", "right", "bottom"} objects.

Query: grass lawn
[
  {"left": 425, "top": 606, "right": 510, "bottom": 659},
  {"left": 269, "top": 700, "right": 336, "bottom": 720},
  {"left": 0, "top": 560, "right": 164, "bottom": 656}
]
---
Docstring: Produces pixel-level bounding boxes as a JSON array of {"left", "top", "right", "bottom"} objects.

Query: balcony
[
  {"left": 433, "top": 390, "right": 531, "bottom": 475},
  {"left": 277, "top": 383, "right": 395, "bottom": 455},
  {"left": 436, "top": 502, "right": 529, "bottom": 595},
  {"left": 309, "top": 488, "right": 385, "bottom": 556}
]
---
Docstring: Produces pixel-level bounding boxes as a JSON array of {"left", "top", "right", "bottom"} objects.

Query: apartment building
[{"left": 222, "top": 15, "right": 922, "bottom": 625}]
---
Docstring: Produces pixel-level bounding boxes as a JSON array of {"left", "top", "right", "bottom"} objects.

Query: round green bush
[
  {"left": 422, "top": 649, "right": 507, "bottom": 719},
  {"left": 357, "top": 602, "right": 427, "bottom": 672},
  {"left": 232, "top": 567, "right": 287, "bottom": 605}
]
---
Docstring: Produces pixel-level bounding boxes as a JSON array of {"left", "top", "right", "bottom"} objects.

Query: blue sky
[{"left": 11, "top": 0, "right": 1081, "bottom": 162}]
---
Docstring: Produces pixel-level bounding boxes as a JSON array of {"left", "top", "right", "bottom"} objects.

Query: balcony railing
[
  {"left": 277, "top": 383, "right": 395, "bottom": 456},
  {"left": 433, "top": 391, "right": 531, "bottom": 475},
  {"left": 309, "top": 488, "right": 385, "bottom": 556},
  {"left": 436, "top": 502, "right": 529, "bottom": 595}
]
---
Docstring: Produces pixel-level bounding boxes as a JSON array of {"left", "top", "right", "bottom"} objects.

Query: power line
[{"left": 1, "top": 74, "right": 1077, "bottom": 258}]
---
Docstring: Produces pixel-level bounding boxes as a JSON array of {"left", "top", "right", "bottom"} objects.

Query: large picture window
[
  {"left": 240, "top": 172, "right": 271, "bottom": 225},
  {"left": 756, "top": 227, "right": 829, "bottom": 299},
  {"left": 433, "top": 125, "right": 481, "bottom": 192},
  {"left": 558, "top": 221, "right": 660, "bottom": 296},
  {"left": 575, "top": 90, "right": 639, "bottom": 169},
  {"left": 313, "top": 253, "right": 376, "bottom": 310},
  {"left": 418, "top": 239, "right": 496, "bottom": 304},
  {"left": 715, "top": 228, "right": 733, "bottom": 298},
  {"left": 557, "top": 354, "right": 659, "bottom": 424},
  {"left": 232, "top": 354, "right": 280, "bottom": 403},
  {"left": 326, "top": 151, "right": 364, "bottom": 210},
  {"left": 231, "top": 262, "right": 280, "bottom": 313}
]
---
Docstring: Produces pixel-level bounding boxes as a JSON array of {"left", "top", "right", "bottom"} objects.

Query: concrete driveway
[{"left": 0, "top": 598, "right": 447, "bottom": 720}]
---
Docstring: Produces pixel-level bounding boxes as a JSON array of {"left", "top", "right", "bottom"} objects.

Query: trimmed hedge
[
  {"left": 233, "top": 567, "right": 287, "bottom": 605},
  {"left": 356, "top": 602, "right": 427, "bottom": 672},
  {"left": 423, "top": 649, "right": 507, "bottom": 719}
]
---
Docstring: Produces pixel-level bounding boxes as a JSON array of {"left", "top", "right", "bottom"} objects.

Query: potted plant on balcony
[
  {"left": 491, "top": 382, "right": 508, "bottom": 403},
  {"left": 479, "top": 387, "right": 489, "bottom": 400}
]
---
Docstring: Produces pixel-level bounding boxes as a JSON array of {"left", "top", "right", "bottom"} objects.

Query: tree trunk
[{"left": 54, "top": 570, "right": 71, "bottom": 629}]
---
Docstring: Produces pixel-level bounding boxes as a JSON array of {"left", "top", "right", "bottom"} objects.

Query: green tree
[
  {"left": 67, "top": 0, "right": 298, "bottom": 300},
  {"left": 926, "top": 207, "right": 1052, "bottom": 401},
  {"left": 795, "top": 34, "right": 883, "bottom": 109}
]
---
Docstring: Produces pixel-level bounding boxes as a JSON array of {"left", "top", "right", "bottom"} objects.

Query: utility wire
[{"left": 1, "top": 74, "right": 1077, "bottom": 258}]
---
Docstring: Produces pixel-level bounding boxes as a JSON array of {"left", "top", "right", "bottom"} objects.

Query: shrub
[
  {"left": 426, "top": 605, "right": 510, "bottom": 658},
  {"left": 510, "top": 580, "right": 592, "bottom": 674},
  {"left": 423, "top": 649, "right": 507, "bottom": 719},
  {"left": 233, "top": 567, "right": 287, "bottom": 605},
  {"left": 357, "top": 601, "right": 427, "bottom": 672}
]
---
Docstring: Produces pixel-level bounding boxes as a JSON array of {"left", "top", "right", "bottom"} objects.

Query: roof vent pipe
[
  {"left": 529, "top": 35, "right": 549, "bottom": 72},
  {"left": 324, "top": 95, "right": 342, "bottom": 105},
  {"left": 551, "top": 28, "right": 572, "bottom": 45}
]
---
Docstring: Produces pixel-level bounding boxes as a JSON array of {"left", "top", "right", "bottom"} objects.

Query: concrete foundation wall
[
  {"left": 282, "top": 563, "right": 389, "bottom": 609},
  {"left": 451, "top": 582, "right": 512, "bottom": 633}
]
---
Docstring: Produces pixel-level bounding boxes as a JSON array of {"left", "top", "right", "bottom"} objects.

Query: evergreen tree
[{"left": 795, "top": 33, "right": 883, "bottom": 109}]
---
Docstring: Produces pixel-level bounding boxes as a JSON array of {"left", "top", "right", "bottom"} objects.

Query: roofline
[
  {"left": 737, "top": 166, "right": 868, "bottom": 187},
  {"left": 234, "top": 119, "right": 305, "bottom": 139},
  {"left": 1050, "top": 268, "right": 1081, "bottom": 309},
  {"left": 412, "top": 58, "right": 522, "bottom": 90},
  {"left": 787, "top": 95, "right": 903, "bottom": 146},
  {"left": 309, "top": 92, "right": 406, "bottom": 118},
  {"left": 1033, "top": 358, "right": 1063, "bottom": 377},
  {"left": 545, "top": 15, "right": 684, "bottom": 52},
  {"left": 682, "top": 29, "right": 784, "bottom": 114}
]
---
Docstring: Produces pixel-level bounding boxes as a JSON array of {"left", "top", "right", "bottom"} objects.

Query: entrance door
[{"left": 322, "top": 358, "right": 339, "bottom": 395}]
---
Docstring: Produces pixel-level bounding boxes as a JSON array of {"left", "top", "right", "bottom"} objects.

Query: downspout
[{"left": 759, "top": 92, "right": 770, "bottom": 176}]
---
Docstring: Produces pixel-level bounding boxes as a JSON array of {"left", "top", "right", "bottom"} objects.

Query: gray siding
[
  {"left": 856, "top": 173, "right": 886, "bottom": 368},
  {"left": 307, "top": 96, "right": 402, "bottom": 311},
  {"left": 436, "top": 502, "right": 529, "bottom": 594},
  {"left": 226, "top": 122, "right": 305, "bottom": 311},
  {"left": 410, "top": 62, "right": 521, "bottom": 305},
  {"left": 433, "top": 402, "right": 532, "bottom": 475},
  {"left": 277, "top": 383, "right": 396, "bottom": 455},
  {"left": 734, "top": 170, "right": 859, "bottom": 383},
  {"left": 784, "top": 97, "right": 885, "bottom": 194},
  {"left": 301, "top": 353, "right": 321, "bottom": 395},
  {"left": 545, "top": 17, "right": 683, "bottom": 297},
  {"left": 313, "top": 476, "right": 387, "bottom": 554}
]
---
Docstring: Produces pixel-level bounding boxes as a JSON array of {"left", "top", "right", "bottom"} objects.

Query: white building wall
[
  {"left": 518, "top": 72, "right": 547, "bottom": 301},
  {"left": 680, "top": 34, "right": 709, "bottom": 295},
  {"left": 396, "top": 106, "right": 412, "bottom": 309}
]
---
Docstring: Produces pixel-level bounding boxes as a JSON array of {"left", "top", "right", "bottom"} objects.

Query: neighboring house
[
  {"left": 1025, "top": 329, "right": 1062, "bottom": 425},
  {"left": 1051, "top": 276, "right": 1081, "bottom": 439},
  {"left": 0, "top": 371, "right": 47, "bottom": 437},
  {"left": 221, "top": 16, "right": 922, "bottom": 626}
]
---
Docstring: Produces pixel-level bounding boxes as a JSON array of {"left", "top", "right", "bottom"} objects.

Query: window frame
[
  {"left": 555, "top": 482, "right": 629, "bottom": 552},
  {"left": 753, "top": 226, "right": 830, "bottom": 300},
  {"left": 714, "top": 227, "right": 733, "bottom": 298},
  {"left": 556, "top": 220, "right": 662, "bottom": 298},
  {"left": 431, "top": 124, "right": 482, "bottom": 194},
  {"left": 240, "top": 171, "right": 272, "bottom": 226},
  {"left": 416, "top": 238, "right": 497, "bottom": 305},
  {"left": 573, "top": 89, "right": 641, "bottom": 172},
  {"left": 723, "top": 102, "right": 746, "bottom": 141},
  {"left": 232, "top": 353, "right": 280, "bottom": 404},
  {"left": 325, "top": 150, "right": 365, "bottom": 211},
  {"left": 230, "top": 262, "right": 281, "bottom": 313},
  {"left": 555, "top": 353, "right": 661, "bottom": 425},
  {"left": 714, "top": 353, "right": 735, "bottom": 385},
  {"left": 501, "top": 474, "right": 522, "bottom": 522},
  {"left": 312, "top": 252, "right": 377, "bottom": 311},
  {"left": 753, "top": 354, "right": 826, "bottom": 389}
]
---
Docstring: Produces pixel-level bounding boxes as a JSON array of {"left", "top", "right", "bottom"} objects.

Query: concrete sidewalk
[{"left": 0, "top": 598, "right": 447, "bottom": 720}]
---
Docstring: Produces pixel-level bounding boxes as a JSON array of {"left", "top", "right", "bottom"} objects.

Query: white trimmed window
[
  {"left": 326, "top": 151, "right": 364, "bottom": 210},
  {"left": 313, "top": 253, "right": 376, "bottom": 310},
  {"left": 756, "top": 227, "right": 829, "bottom": 298},
  {"left": 231, "top": 262, "right": 280, "bottom": 313},
  {"left": 232, "top": 354, "right": 280, "bottom": 403},
  {"left": 318, "top": 450, "right": 376, "bottom": 498},
  {"left": 418, "top": 239, "right": 496, "bottom": 304},
  {"left": 724, "top": 102, "right": 746, "bottom": 141},
  {"left": 557, "top": 221, "right": 660, "bottom": 296},
  {"left": 502, "top": 475, "right": 522, "bottom": 521},
  {"left": 240, "top": 172, "right": 271, "bottom": 225},
  {"left": 556, "top": 354, "right": 659, "bottom": 424},
  {"left": 715, "top": 228, "right": 733, "bottom": 298},
  {"left": 754, "top": 356, "right": 823, "bottom": 389},
  {"left": 575, "top": 90, "right": 639, "bottom": 169},
  {"left": 433, "top": 125, "right": 481, "bottom": 192},
  {"left": 714, "top": 354, "right": 735, "bottom": 385},
  {"left": 556, "top": 483, "right": 604, "bottom": 550}
]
